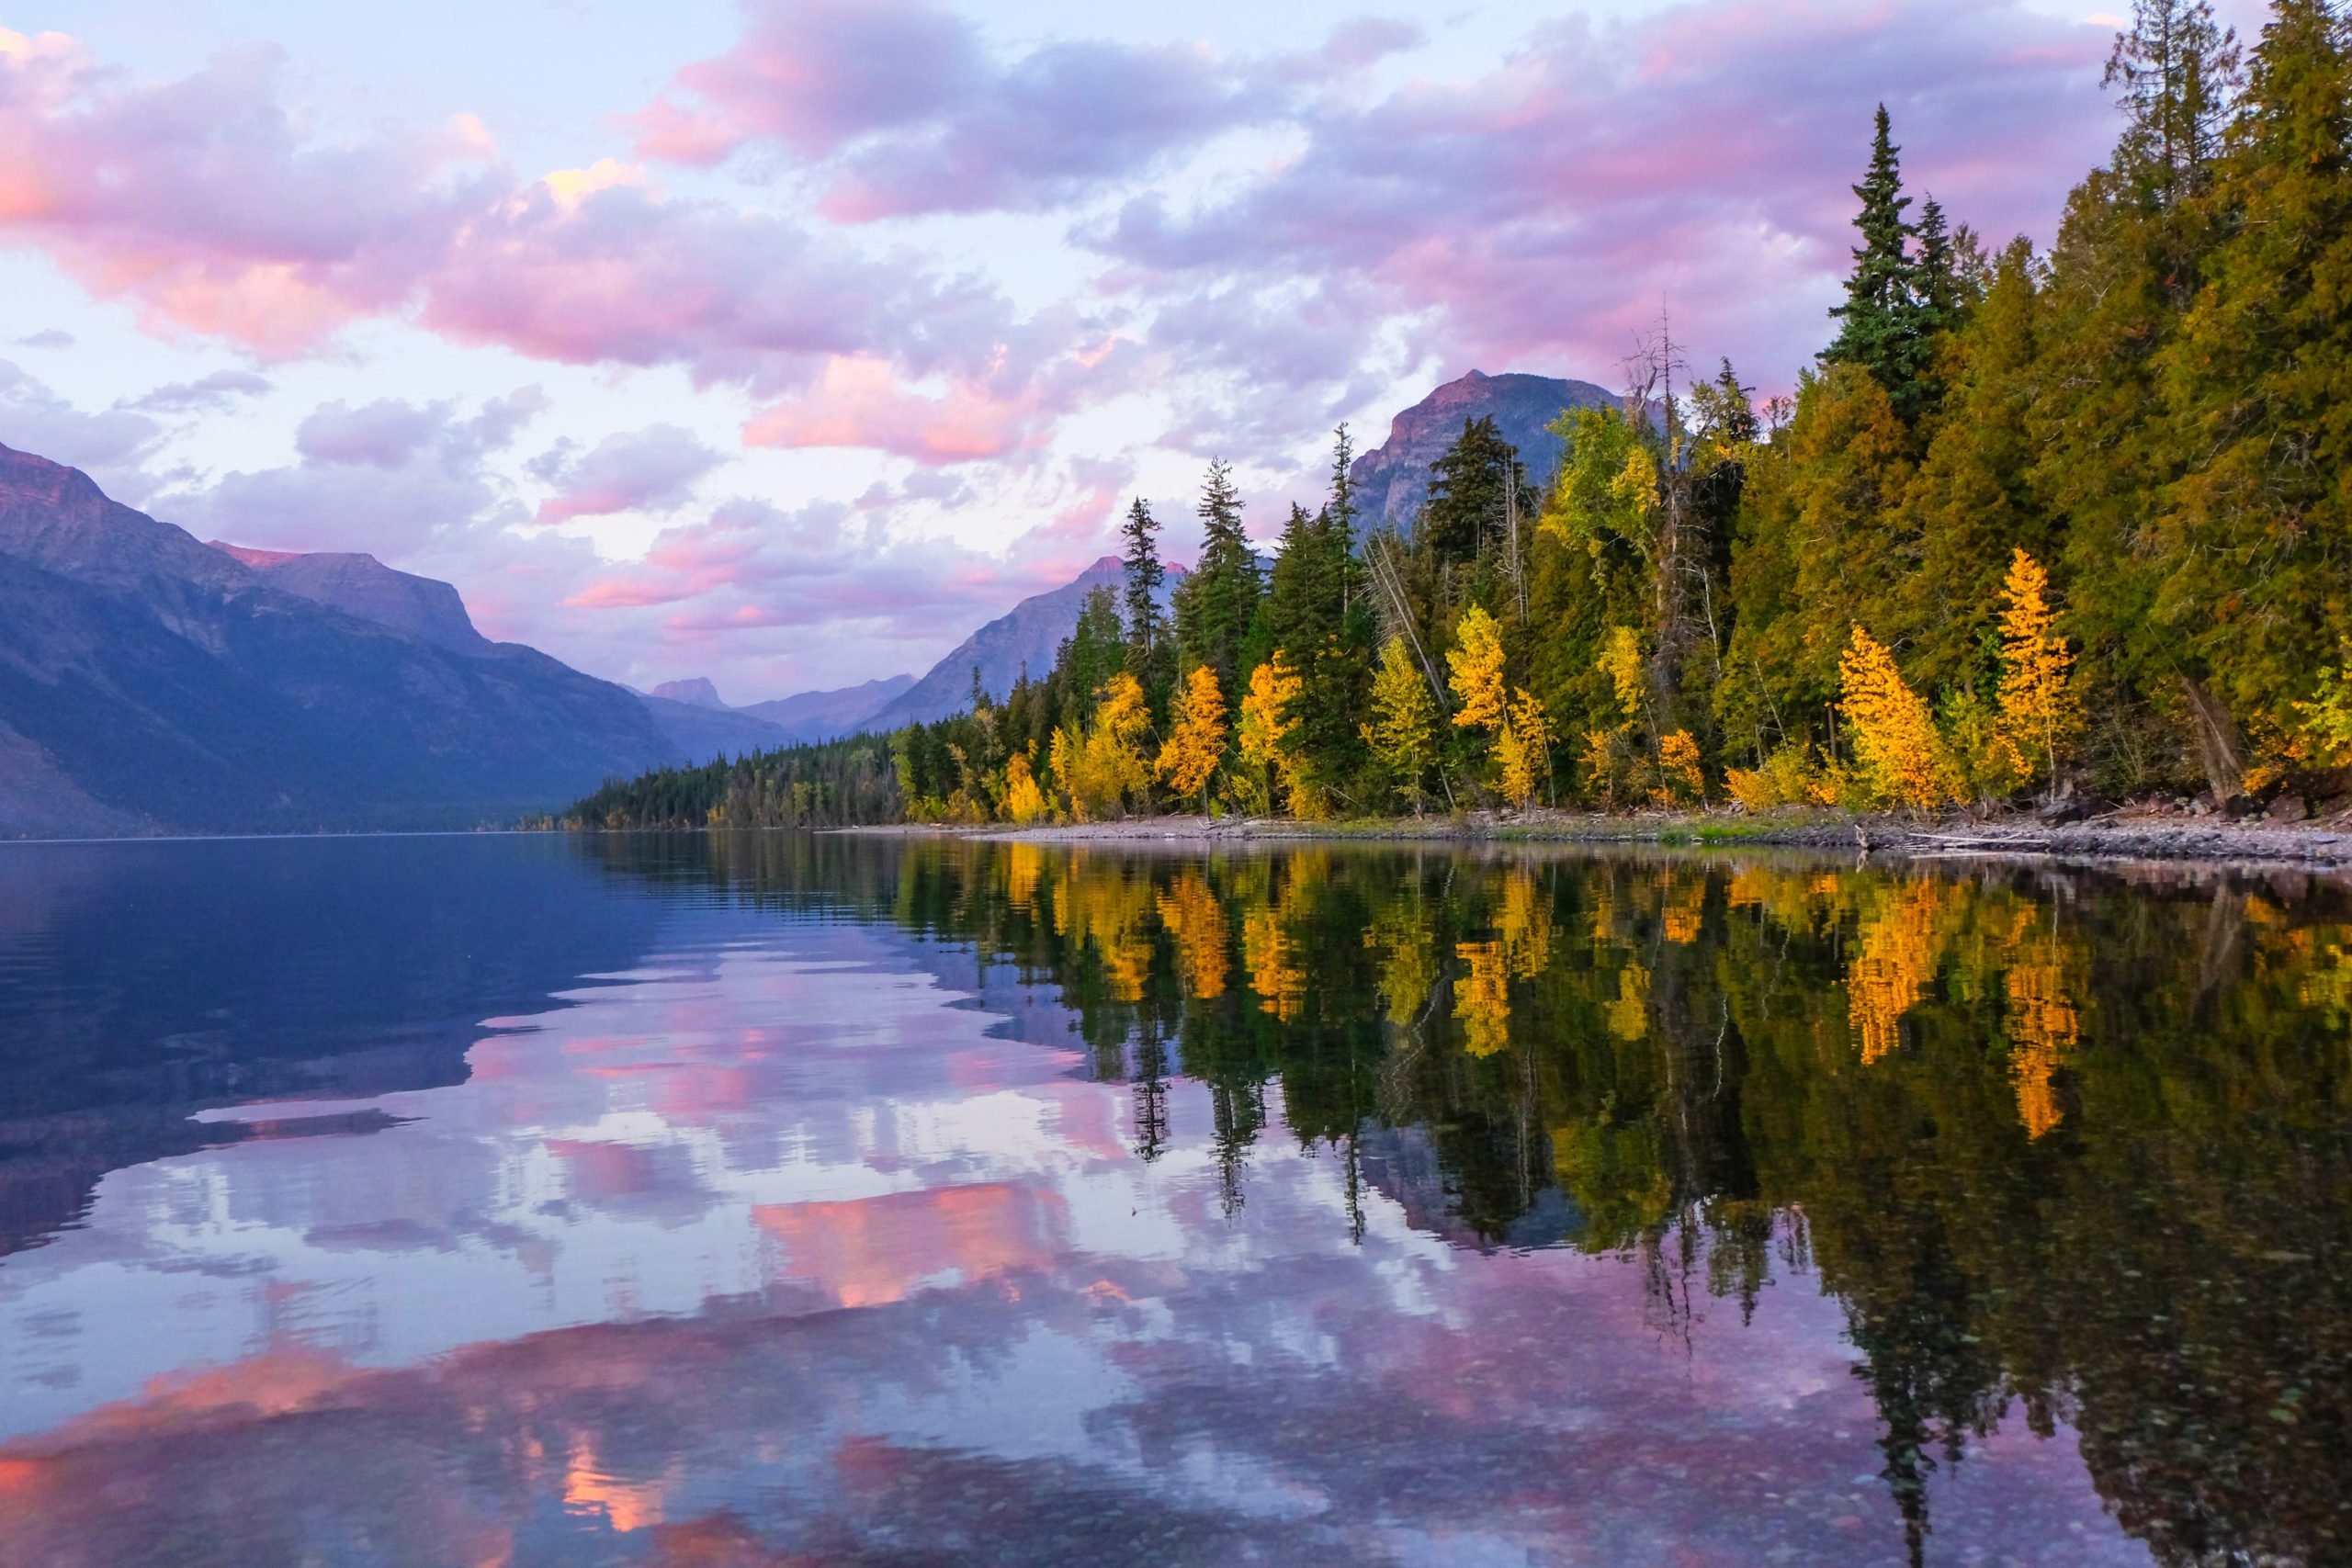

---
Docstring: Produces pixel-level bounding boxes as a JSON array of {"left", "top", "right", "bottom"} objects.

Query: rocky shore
[{"left": 842, "top": 801, "right": 2352, "bottom": 870}]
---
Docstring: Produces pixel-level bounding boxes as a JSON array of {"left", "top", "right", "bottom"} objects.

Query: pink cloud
[
  {"left": 1095, "top": 0, "right": 2116, "bottom": 390},
  {"left": 531, "top": 424, "right": 718, "bottom": 525},
  {"left": 563, "top": 578, "right": 690, "bottom": 610},
  {"left": 742, "top": 355, "right": 1046, "bottom": 465},
  {"left": 0, "top": 36, "right": 1091, "bottom": 412},
  {"left": 634, "top": 5, "right": 1402, "bottom": 223}
]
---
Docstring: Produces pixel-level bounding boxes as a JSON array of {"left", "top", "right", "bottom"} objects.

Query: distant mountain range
[
  {"left": 0, "top": 368, "right": 1608, "bottom": 834},
  {"left": 0, "top": 441, "right": 689, "bottom": 835}
]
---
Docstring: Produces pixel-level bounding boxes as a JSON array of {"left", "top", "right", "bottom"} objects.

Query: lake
[{"left": 0, "top": 832, "right": 2346, "bottom": 1566}]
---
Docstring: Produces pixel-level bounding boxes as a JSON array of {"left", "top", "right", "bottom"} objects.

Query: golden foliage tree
[
  {"left": 1238, "top": 655, "right": 1319, "bottom": 817},
  {"left": 1065, "top": 672, "right": 1153, "bottom": 819},
  {"left": 1363, "top": 636, "right": 1440, "bottom": 812},
  {"left": 1446, "top": 604, "right": 1509, "bottom": 734},
  {"left": 1838, "top": 625, "right": 1962, "bottom": 809},
  {"left": 1497, "top": 688, "right": 1554, "bottom": 809},
  {"left": 1994, "top": 548, "right": 2079, "bottom": 795},
  {"left": 1001, "top": 751, "right": 1050, "bottom": 824},
  {"left": 1155, "top": 663, "right": 1228, "bottom": 808},
  {"left": 1656, "top": 729, "right": 1704, "bottom": 807}
]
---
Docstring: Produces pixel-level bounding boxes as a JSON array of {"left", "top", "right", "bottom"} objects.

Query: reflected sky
[{"left": 0, "top": 834, "right": 2341, "bottom": 1566}]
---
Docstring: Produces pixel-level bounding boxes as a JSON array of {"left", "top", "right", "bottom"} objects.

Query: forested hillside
[{"left": 573, "top": 0, "right": 2352, "bottom": 832}]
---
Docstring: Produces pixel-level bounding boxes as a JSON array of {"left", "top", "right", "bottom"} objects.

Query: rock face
[
  {"left": 738, "top": 674, "right": 915, "bottom": 744},
  {"left": 1347, "top": 369, "right": 1618, "bottom": 534},
  {"left": 649, "top": 676, "right": 727, "bottom": 709},
  {"left": 862, "top": 557, "right": 1137, "bottom": 732},
  {"left": 0, "top": 440, "right": 682, "bottom": 835},
  {"left": 210, "top": 542, "right": 489, "bottom": 653}
]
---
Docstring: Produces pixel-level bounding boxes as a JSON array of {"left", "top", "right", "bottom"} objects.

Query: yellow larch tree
[
  {"left": 1497, "top": 687, "right": 1553, "bottom": 809},
  {"left": 1655, "top": 729, "right": 1704, "bottom": 807},
  {"left": 1155, "top": 663, "right": 1227, "bottom": 810},
  {"left": 1238, "top": 654, "right": 1319, "bottom": 818},
  {"left": 1446, "top": 604, "right": 1509, "bottom": 735},
  {"left": 1994, "top": 548, "right": 2079, "bottom": 795},
  {"left": 1001, "top": 750, "right": 1050, "bottom": 825},
  {"left": 1363, "top": 636, "right": 1440, "bottom": 813},
  {"left": 1838, "top": 625, "right": 1962, "bottom": 809},
  {"left": 1065, "top": 672, "right": 1153, "bottom": 819}
]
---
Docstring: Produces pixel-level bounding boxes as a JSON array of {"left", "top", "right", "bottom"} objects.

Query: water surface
[{"left": 0, "top": 832, "right": 2346, "bottom": 1565}]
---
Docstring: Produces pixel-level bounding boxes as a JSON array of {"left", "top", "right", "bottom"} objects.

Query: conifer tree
[
  {"left": 1994, "top": 549, "right": 2080, "bottom": 795},
  {"left": 2157, "top": 0, "right": 2352, "bottom": 762},
  {"left": 1421, "top": 415, "right": 1526, "bottom": 565},
  {"left": 1913, "top": 197, "right": 1961, "bottom": 330},
  {"left": 1119, "top": 497, "right": 1170, "bottom": 699},
  {"left": 1826, "top": 106, "right": 1932, "bottom": 421},
  {"left": 1171, "top": 459, "right": 1262, "bottom": 694}
]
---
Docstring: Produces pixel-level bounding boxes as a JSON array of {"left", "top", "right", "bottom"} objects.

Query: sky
[{"left": 0, "top": 1, "right": 2254, "bottom": 702}]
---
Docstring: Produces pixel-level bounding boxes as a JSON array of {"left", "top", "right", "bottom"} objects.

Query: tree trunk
[{"left": 2179, "top": 675, "right": 2245, "bottom": 799}]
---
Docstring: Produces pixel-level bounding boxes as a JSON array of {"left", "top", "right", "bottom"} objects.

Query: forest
[{"left": 571, "top": 0, "right": 2352, "bottom": 832}]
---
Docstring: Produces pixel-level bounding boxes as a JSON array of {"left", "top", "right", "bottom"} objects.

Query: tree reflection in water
[{"left": 644, "top": 832, "right": 2352, "bottom": 1567}]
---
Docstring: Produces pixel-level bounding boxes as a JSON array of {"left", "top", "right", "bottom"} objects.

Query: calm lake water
[{"left": 0, "top": 832, "right": 2346, "bottom": 1567}]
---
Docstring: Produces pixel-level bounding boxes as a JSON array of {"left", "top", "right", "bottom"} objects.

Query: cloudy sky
[{"left": 0, "top": 1, "right": 2232, "bottom": 702}]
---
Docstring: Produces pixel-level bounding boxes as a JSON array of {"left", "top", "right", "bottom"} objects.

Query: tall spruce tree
[
  {"left": 1421, "top": 416, "right": 1526, "bottom": 566},
  {"left": 1119, "top": 497, "right": 1171, "bottom": 700},
  {"left": 1826, "top": 105, "right": 1933, "bottom": 421},
  {"left": 1171, "top": 458, "right": 1263, "bottom": 694}
]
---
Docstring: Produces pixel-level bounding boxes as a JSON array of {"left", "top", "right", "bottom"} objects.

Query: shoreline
[{"left": 834, "top": 806, "right": 2352, "bottom": 871}]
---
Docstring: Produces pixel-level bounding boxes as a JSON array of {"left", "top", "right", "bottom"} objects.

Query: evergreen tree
[
  {"left": 1913, "top": 197, "right": 1961, "bottom": 329},
  {"left": 1421, "top": 415, "right": 1528, "bottom": 567},
  {"left": 1119, "top": 496, "right": 1172, "bottom": 700},
  {"left": 1826, "top": 105, "right": 1933, "bottom": 421},
  {"left": 2158, "top": 0, "right": 2352, "bottom": 758},
  {"left": 1171, "top": 458, "right": 1263, "bottom": 694}
]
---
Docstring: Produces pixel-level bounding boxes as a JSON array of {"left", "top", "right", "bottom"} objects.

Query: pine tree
[
  {"left": 1171, "top": 458, "right": 1263, "bottom": 694},
  {"left": 1421, "top": 415, "right": 1525, "bottom": 565},
  {"left": 1913, "top": 197, "right": 1961, "bottom": 330},
  {"left": 1119, "top": 497, "right": 1170, "bottom": 699},
  {"left": 1826, "top": 105, "right": 1933, "bottom": 421}
]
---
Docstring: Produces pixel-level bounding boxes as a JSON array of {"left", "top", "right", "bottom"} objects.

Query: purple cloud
[
  {"left": 0, "top": 357, "right": 165, "bottom": 501},
  {"left": 1093, "top": 1, "right": 2115, "bottom": 393},
  {"left": 532, "top": 424, "right": 719, "bottom": 525},
  {"left": 120, "top": 368, "right": 272, "bottom": 415}
]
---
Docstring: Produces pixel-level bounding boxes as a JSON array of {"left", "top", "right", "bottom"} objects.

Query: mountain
[
  {"left": 738, "top": 674, "right": 914, "bottom": 744},
  {"left": 649, "top": 676, "right": 727, "bottom": 708},
  {"left": 0, "top": 441, "right": 684, "bottom": 835},
  {"left": 1348, "top": 369, "right": 1618, "bottom": 534},
  {"left": 221, "top": 544, "right": 786, "bottom": 768},
  {"left": 862, "top": 556, "right": 1131, "bottom": 731},
  {"left": 209, "top": 542, "right": 489, "bottom": 653}
]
